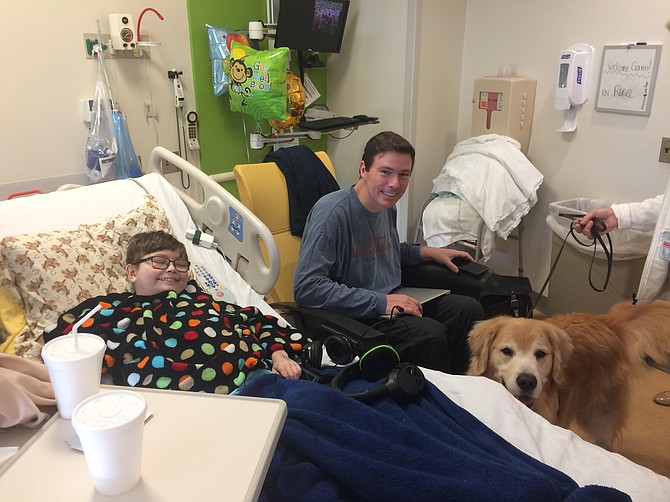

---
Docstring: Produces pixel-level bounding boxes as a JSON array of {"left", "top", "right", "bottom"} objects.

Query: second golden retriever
[{"left": 467, "top": 300, "right": 670, "bottom": 449}]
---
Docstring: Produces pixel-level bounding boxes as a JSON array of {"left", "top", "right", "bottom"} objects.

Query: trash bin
[{"left": 545, "top": 199, "right": 653, "bottom": 315}]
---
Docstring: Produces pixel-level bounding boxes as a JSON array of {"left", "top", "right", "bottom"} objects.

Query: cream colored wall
[
  {"left": 459, "top": 0, "right": 670, "bottom": 289},
  {"left": 326, "top": 0, "right": 415, "bottom": 238},
  {"left": 410, "top": 0, "right": 466, "bottom": 239},
  {"left": 0, "top": 0, "right": 195, "bottom": 193},
  {"left": 326, "top": 0, "right": 466, "bottom": 240}
]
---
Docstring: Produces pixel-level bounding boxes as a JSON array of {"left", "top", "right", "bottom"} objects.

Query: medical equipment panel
[
  {"left": 472, "top": 76, "right": 536, "bottom": 154},
  {"left": 109, "top": 14, "right": 137, "bottom": 51}
]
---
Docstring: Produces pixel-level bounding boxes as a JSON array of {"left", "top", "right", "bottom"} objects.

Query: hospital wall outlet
[
  {"left": 80, "top": 99, "right": 94, "bottom": 124},
  {"left": 144, "top": 102, "right": 158, "bottom": 119},
  {"left": 83, "top": 33, "right": 149, "bottom": 59},
  {"left": 659, "top": 137, "right": 670, "bottom": 164}
]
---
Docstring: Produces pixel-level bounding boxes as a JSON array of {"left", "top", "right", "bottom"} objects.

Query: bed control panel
[
  {"left": 228, "top": 208, "right": 244, "bottom": 243},
  {"left": 193, "top": 263, "right": 236, "bottom": 303}
]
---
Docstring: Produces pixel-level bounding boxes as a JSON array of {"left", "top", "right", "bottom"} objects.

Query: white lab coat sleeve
[
  {"left": 611, "top": 194, "right": 663, "bottom": 231},
  {"left": 635, "top": 182, "right": 670, "bottom": 304}
]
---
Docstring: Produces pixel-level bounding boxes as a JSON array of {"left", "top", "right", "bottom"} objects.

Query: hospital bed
[{"left": 0, "top": 147, "right": 667, "bottom": 501}]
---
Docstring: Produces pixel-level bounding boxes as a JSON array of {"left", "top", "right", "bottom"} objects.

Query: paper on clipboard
[{"left": 302, "top": 74, "right": 321, "bottom": 107}]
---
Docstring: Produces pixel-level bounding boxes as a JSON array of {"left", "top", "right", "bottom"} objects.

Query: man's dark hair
[
  {"left": 126, "top": 231, "right": 187, "bottom": 265},
  {"left": 361, "top": 131, "right": 416, "bottom": 171}
]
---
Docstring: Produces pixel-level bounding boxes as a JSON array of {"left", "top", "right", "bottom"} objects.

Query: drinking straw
[{"left": 71, "top": 304, "right": 103, "bottom": 351}]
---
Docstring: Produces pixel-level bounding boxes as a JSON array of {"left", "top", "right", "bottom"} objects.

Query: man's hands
[
  {"left": 419, "top": 246, "right": 473, "bottom": 273},
  {"left": 385, "top": 246, "right": 474, "bottom": 317},
  {"left": 386, "top": 293, "right": 422, "bottom": 317}
]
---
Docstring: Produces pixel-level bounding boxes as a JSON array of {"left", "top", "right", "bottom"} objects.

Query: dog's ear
[
  {"left": 545, "top": 324, "right": 573, "bottom": 384},
  {"left": 467, "top": 318, "right": 501, "bottom": 375}
]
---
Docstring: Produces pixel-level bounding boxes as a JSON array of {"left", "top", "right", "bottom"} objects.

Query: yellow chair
[{"left": 233, "top": 151, "right": 336, "bottom": 303}]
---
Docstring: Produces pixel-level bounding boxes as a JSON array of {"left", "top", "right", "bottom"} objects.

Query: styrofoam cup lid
[{"left": 73, "top": 391, "right": 146, "bottom": 431}]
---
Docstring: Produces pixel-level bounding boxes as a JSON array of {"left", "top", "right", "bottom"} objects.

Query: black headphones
[
  {"left": 301, "top": 335, "right": 426, "bottom": 404},
  {"left": 302, "top": 334, "right": 358, "bottom": 369},
  {"left": 331, "top": 360, "right": 426, "bottom": 404}
]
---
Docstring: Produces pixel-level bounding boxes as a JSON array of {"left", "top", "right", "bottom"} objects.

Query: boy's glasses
[{"left": 137, "top": 256, "right": 191, "bottom": 272}]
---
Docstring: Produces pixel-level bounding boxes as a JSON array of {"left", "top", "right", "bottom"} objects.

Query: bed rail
[{"left": 147, "top": 147, "right": 280, "bottom": 296}]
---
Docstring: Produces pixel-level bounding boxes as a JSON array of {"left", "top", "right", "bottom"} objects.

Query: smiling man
[{"left": 293, "top": 131, "right": 484, "bottom": 374}]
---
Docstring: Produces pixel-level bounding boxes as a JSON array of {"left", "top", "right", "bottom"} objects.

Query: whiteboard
[{"left": 595, "top": 44, "right": 662, "bottom": 116}]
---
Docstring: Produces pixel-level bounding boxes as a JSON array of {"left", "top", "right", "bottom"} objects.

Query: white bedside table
[{"left": 0, "top": 386, "right": 286, "bottom": 501}]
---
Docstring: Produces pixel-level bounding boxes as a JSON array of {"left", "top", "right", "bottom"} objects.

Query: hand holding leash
[{"left": 563, "top": 208, "right": 618, "bottom": 239}]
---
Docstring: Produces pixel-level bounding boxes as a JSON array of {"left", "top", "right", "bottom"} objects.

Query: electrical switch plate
[
  {"left": 144, "top": 102, "right": 158, "bottom": 118},
  {"left": 660, "top": 137, "right": 670, "bottom": 164}
]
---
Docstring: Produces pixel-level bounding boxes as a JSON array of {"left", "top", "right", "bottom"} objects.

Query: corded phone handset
[{"left": 186, "top": 111, "right": 200, "bottom": 150}]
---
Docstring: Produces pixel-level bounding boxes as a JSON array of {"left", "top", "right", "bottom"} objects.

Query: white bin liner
[{"left": 546, "top": 198, "right": 652, "bottom": 261}]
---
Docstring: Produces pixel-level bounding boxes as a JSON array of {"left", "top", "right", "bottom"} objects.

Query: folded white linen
[{"left": 431, "top": 134, "right": 543, "bottom": 239}]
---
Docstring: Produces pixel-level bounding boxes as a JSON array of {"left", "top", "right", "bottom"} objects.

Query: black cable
[
  {"left": 358, "top": 307, "right": 412, "bottom": 351},
  {"left": 326, "top": 305, "right": 409, "bottom": 367},
  {"left": 327, "top": 128, "right": 356, "bottom": 140},
  {"left": 174, "top": 107, "right": 183, "bottom": 156},
  {"left": 529, "top": 219, "right": 613, "bottom": 317},
  {"left": 568, "top": 224, "right": 613, "bottom": 292},
  {"left": 172, "top": 107, "right": 190, "bottom": 190}
]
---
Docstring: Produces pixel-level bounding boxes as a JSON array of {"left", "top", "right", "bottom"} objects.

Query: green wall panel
[{"left": 186, "top": 0, "right": 328, "bottom": 196}]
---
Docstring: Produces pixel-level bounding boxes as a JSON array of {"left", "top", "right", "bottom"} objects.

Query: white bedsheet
[{"left": 425, "top": 369, "right": 670, "bottom": 501}]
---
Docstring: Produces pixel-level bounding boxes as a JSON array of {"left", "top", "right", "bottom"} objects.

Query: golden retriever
[{"left": 467, "top": 300, "right": 670, "bottom": 449}]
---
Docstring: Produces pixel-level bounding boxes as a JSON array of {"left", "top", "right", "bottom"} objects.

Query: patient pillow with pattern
[{"left": 0, "top": 195, "right": 173, "bottom": 361}]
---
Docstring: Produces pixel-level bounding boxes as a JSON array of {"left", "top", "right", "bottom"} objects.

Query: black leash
[
  {"left": 530, "top": 220, "right": 613, "bottom": 317},
  {"left": 569, "top": 224, "right": 613, "bottom": 292}
]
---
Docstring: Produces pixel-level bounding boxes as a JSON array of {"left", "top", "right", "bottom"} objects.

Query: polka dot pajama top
[{"left": 44, "top": 281, "right": 306, "bottom": 394}]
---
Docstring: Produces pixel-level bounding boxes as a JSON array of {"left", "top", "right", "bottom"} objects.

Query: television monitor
[{"left": 274, "top": 0, "right": 350, "bottom": 53}]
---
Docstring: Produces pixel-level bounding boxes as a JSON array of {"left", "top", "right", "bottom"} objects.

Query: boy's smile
[{"left": 125, "top": 249, "right": 190, "bottom": 296}]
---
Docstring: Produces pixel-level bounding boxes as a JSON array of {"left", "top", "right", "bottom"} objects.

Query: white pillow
[{"left": 0, "top": 195, "right": 173, "bottom": 360}]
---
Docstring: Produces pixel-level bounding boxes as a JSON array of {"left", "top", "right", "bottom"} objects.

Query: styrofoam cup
[
  {"left": 41, "top": 333, "right": 106, "bottom": 419},
  {"left": 72, "top": 390, "right": 147, "bottom": 496}
]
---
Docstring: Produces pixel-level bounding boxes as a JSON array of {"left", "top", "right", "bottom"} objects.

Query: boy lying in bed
[{"left": 44, "top": 231, "right": 305, "bottom": 394}]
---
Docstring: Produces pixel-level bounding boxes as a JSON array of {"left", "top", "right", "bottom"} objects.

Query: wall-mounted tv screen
[{"left": 274, "top": 0, "right": 350, "bottom": 53}]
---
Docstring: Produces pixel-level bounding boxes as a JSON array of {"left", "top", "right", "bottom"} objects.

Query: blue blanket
[{"left": 238, "top": 375, "right": 630, "bottom": 502}]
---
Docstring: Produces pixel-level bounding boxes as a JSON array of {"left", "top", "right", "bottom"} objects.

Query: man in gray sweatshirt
[{"left": 294, "top": 131, "right": 484, "bottom": 374}]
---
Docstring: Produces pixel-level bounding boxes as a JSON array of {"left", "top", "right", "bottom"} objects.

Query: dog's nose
[{"left": 516, "top": 373, "right": 537, "bottom": 392}]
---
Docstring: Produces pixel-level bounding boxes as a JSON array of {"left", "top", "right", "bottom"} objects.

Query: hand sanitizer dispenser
[{"left": 555, "top": 43, "right": 594, "bottom": 132}]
